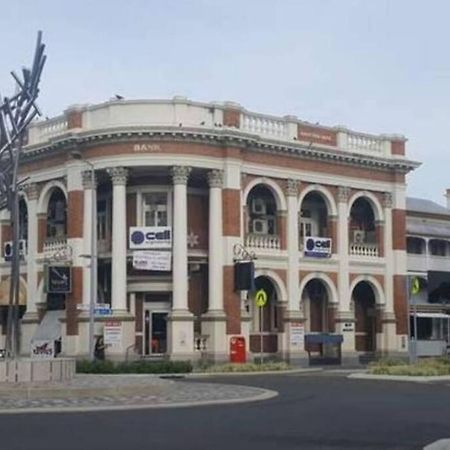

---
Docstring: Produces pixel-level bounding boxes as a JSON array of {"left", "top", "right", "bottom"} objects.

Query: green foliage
[
  {"left": 76, "top": 359, "right": 193, "bottom": 374},
  {"left": 369, "top": 357, "right": 450, "bottom": 376}
]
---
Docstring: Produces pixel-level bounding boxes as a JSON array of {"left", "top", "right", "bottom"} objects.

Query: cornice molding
[{"left": 22, "top": 127, "right": 420, "bottom": 174}]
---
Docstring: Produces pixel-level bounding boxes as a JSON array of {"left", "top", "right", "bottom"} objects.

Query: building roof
[{"left": 406, "top": 197, "right": 450, "bottom": 217}]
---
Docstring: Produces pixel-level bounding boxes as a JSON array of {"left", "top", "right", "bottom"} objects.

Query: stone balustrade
[
  {"left": 241, "top": 113, "right": 288, "bottom": 139},
  {"left": 245, "top": 234, "right": 281, "bottom": 250},
  {"left": 25, "top": 98, "right": 403, "bottom": 159},
  {"left": 349, "top": 243, "right": 379, "bottom": 257},
  {"left": 42, "top": 237, "right": 70, "bottom": 259},
  {"left": 194, "top": 335, "right": 208, "bottom": 352}
]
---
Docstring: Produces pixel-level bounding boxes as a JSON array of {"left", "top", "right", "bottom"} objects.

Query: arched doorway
[
  {"left": 303, "top": 279, "right": 330, "bottom": 333},
  {"left": 352, "top": 281, "right": 377, "bottom": 352},
  {"left": 249, "top": 276, "right": 280, "bottom": 354}
]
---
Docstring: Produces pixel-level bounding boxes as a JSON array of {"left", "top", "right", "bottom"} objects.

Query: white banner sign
[
  {"left": 304, "top": 237, "right": 332, "bottom": 258},
  {"left": 104, "top": 321, "right": 122, "bottom": 345},
  {"left": 132, "top": 251, "right": 172, "bottom": 271},
  {"left": 31, "top": 340, "right": 55, "bottom": 359},
  {"left": 129, "top": 227, "right": 172, "bottom": 249},
  {"left": 290, "top": 322, "right": 305, "bottom": 347}
]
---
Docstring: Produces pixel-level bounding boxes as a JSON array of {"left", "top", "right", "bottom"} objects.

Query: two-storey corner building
[
  {"left": 0, "top": 97, "right": 419, "bottom": 363},
  {"left": 406, "top": 194, "right": 450, "bottom": 356}
]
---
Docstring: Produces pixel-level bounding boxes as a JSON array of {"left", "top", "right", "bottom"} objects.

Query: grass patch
[
  {"left": 369, "top": 357, "right": 450, "bottom": 376},
  {"left": 76, "top": 360, "right": 193, "bottom": 374},
  {"left": 197, "top": 362, "right": 291, "bottom": 373}
]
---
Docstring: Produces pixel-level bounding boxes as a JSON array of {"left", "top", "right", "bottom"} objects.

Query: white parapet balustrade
[
  {"left": 346, "top": 131, "right": 385, "bottom": 153},
  {"left": 241, "top": 113, "right": 288, "bottom": 139},
  {"left": 42, "top": 237, "right": 69, "bottom": 258},
  {"left": 28, "top": 116, "right": 68, "bottom": 145},
  {"left": 245, "top": 234, "right": 281, "bottom": 250},
  {"left": 349, "top": 243, "right": 379, "bottom": 257}
]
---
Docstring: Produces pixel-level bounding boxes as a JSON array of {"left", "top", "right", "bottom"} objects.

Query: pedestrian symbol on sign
[{"left": 255, "top": 289, "right": 268, "bottom": 307}]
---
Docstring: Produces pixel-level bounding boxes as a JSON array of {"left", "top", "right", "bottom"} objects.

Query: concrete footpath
[{"left": 0, "top": 374, "right": 277, "bottom": 414}]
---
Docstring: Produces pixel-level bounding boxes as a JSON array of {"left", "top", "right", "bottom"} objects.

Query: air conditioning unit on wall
[
  {"left": 251, "top": 198, "right": 267, "bottom": 215},
  {"left": 252, "top": 219, "right": 268, "bottom": 234},
  {"left": 353, "top": 230, "right": 365, "bottom": 244}
]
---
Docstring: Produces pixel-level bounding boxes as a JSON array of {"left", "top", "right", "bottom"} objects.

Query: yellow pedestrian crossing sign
[
  {"left": 255, "top": 289, "right": 268, "bottom": 307},
  {"left": 411, "top": 277, "right": 420, "bottom": 295}
]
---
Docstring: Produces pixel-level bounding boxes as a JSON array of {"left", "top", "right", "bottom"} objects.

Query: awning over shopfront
[
  {"left": 414, "top": 313, "right": 450, "bottom": 319},
  {"left": 32, "top": 311, "right": 64, "bottom": 342}
]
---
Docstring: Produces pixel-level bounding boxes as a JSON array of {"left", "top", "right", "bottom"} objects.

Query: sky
[{"left": 0, "top": 0, "right": 449, "bottom": 204}]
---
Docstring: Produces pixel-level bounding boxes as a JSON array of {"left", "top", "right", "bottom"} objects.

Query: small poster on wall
[{"left": 290, "top": 322, "right": 305, "bottom": 347}]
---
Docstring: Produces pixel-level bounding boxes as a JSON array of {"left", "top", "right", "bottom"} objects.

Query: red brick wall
[
  {"left": 392, "top": 209, "right": 406, "bottom": 250},
  {"left": 223, "top": 189, "right": 240, "bottom": 237},
  {"left": 67, "top": 191, "right": 83, "bottom": 238},
  {"left": 126, "top": 193, "right": 136, "bottom": 242},
  {"left": 187, "top": 194, "right": 208, "bottom": 250},
  {"left": 21, "top": 141, "right": 403, "bottom": 184},
  {"left": 67, "top": 110, "right": 83, "bottom": 129},
  {"left": 391, "top": 140, "right": 405, "bottom": 156},
  {"left": 223, "top": 109, "right": 240, "bottom": 128},
  {"left": 188, "top": 266, "right": 208, "bottom": 334},
  {"left": 37, "top": 215, "right": 46, "bottom": 253},
  {"left": 66, "top": 267, "right": 82, "bottom": 336},
  {"left": 394, "top": 275, "right": 408, "bottom": 335},
  {"left": 223, "top": 266, "right": 240, "bottom": 334}
]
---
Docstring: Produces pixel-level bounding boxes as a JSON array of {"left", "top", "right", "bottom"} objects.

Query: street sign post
[{"left": 254, "top": 289, "right": 268, "bottom": 364}]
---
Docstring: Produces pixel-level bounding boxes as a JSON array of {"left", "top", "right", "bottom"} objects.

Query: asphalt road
[{"left": 1, "top": 372, "right": 449, "bottom": 450}]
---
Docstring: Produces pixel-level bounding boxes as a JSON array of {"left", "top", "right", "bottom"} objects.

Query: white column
[
  {"left": 202, "top": 170, "right": 227, "bottom": 361},
  {"left": 336, "top": 186, "right": 355, "bottom": 355},
  {"left": 286, "top": 179, "right": 300, "bottom": 311},
  {"left": 82, "top": 170, "right": 96, "bottom": 307},
  {"left": 107, "top": 167, "right": 128, "bottom": 313},
  {"left": 283, "top": 179, "right": 305, "bottom": 361},
  {"left": 207, "top": 170, "right": 224, "bottom": 312},
  {"left": 337, "top": 186, "right": 350, "bottom": 311},
  {"left": 168, "top": 166, "right": 194, "bottom": 359},
  {"left": 24, "top": 183, "right": 39, "bottom": 315},
  {"left": 171, "top": 166, "right": 191, "bottom": 311},
  {"left": 384, "top": 193, "right": 394, "bottom": 313}
]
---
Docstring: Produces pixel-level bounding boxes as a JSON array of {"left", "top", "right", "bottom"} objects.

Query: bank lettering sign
[
  {"left": 304, "top": 237, "right": 332, "bottom": 258},
  {"left": 129, "top": 227, "right": 172, "bottom": 249}
]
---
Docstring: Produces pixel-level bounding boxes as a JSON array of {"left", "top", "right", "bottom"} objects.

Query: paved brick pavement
[{"left": 0, "top": 375, "right": 276, "bottom": 413}]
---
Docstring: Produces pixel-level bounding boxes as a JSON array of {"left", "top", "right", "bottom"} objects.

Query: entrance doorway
[
  {"left": 352, "top": 281, "right": 377, "bottom": 352},
  {"left": 143, "top": 298, "right": 170, "bottom": 356}
]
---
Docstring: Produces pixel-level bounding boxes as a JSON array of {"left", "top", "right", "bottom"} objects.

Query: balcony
[
  {"left": 408, "top": 253, "right": 450, "bottom": 272},
  {"left": 245, "top": 234, "right": 281, "bottom": 250},
  {"left": 42, "top": 237, "right": 70, "bottom": 259},
  {"left": 349, "top": 243, "right": 379, "bottom": 257}
]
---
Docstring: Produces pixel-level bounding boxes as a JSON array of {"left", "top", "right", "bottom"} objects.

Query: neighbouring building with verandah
[{"left": 0, "top": 97, "right": 419, "bottom": 363}]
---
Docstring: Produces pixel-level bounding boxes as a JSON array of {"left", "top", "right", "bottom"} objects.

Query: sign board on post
[
  {"left": 46, "top": 266, "right": 71, "bottom": 294},
  {"left": 304, "top": 237, "right": 332, "bottom": 258},
  {"left": 104, "top": 321, "right": 122, "bottom": 345},
  {"left": 129, "top": 227, "right": 172, "bottom": 249},
  {"left": 132, "top": 250, "right": 171, "bottom": 271}
]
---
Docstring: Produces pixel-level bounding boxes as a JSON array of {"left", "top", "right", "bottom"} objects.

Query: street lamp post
[{"left": 71, "top": 152, "right": 97, "bottom": 361}]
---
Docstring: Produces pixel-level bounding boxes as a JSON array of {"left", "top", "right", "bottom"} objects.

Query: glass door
[{"left": 151, "top": 312, "right": 168, "bottom": 354}]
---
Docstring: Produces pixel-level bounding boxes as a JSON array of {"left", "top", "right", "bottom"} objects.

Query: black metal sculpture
[{"left": 0, "top": 31, "right": 46, "bottom": 358}]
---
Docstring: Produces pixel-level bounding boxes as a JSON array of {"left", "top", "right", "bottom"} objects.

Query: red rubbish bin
[{"left": 230, "top": 336, "right": 246, "bottom": 363}]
